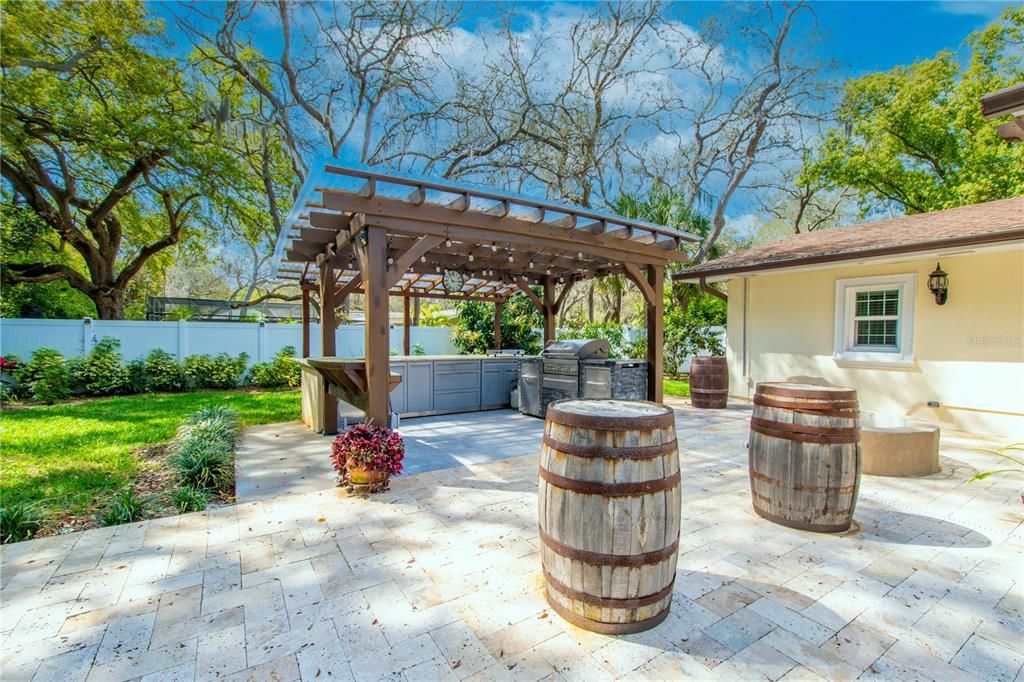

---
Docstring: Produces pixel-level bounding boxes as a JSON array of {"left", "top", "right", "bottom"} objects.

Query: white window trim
[{"left": 833, "top": 273, "right": 916, "bottom": 367}]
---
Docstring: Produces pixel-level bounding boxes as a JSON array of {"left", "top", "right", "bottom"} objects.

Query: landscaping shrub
[
  {"left": 172, "top": 486, "right": 210, "bottom": 513},
  {"left": 0, "top": 501, "right": 44, "bottom": 543},
  {"left": 169, "top": 436, "right": 232, "bottom": 491},
  {"left": 125, "top": 358, "right": 150, "bottom": 393},
  {"left": 663, "top": 294, "right": 726, "bottom": 375},
  {"left": 184, "top": 352, "right": 249, "bottom": 389},
  {"left": 143, "top": 349, "right": 188, "bottom": 392},
  {"left": 248, "top": 346, "right": 300, "bottom": 388},
  {"left": 183, "top": 405, "right": 240, "bottom": 446},
  {"left": 623, "top": 336, "right": 648, "bottom": 360},
  {"left": 452, "top": 298, "right": 542, "bottom": 355},
  {"left": 168, "top": 406, "right": 240, "bottom": 491},
  {"left": 74, "top": 337, "right": 129, "bottom": 396},
  {"left": 100, "top": 489, "right": 146, "bottom": 526},
  {"left": 13, "top": 347, "right": 72, "bottom": 403}
]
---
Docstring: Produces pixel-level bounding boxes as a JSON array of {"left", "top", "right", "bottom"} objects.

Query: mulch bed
[{"left": 37, "top": 443, "right": 236, "bottom": 538}]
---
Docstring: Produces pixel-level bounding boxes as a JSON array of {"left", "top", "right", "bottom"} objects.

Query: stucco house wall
[{"left": 724, "top": 247, "right": 1024, "bottom": 437}]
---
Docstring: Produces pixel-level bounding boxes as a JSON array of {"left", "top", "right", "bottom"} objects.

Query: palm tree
[{"left": 613, "top": 188, "right": 722, "bottom": 312}]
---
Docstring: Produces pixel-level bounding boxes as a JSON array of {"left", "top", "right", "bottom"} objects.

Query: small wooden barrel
[
  {"left": 689, "top": 357, "right": 728, "bottom": 409},
  {"left": 748, "top": 383, "right": 861, "bottom": 533},
  {"left": 538, "top": 399, "right": 680, "bottom": 634}
]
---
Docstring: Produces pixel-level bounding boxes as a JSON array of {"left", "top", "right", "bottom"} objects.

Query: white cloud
[
  {"left": 724, "top": 212, "right": 763, "bottom": 239},
  {"left": 933, "top": 1, "right": 1012, "bottom": 18}
]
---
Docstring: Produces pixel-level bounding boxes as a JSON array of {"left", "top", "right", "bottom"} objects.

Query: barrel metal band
[
  {"left": 750, "top": 419, "right": 860, "bottom": 444},
  {"left": 756, "top": 384, "right": 858, "bottom": 401},
  {"left": 753, "top": 394, "right": 859, "bottom": 415},
  {"left": 547, "top": 402, "right": 675, "bottom": 431},
  {"left": 539, "top": 526, "right": 679, "bottom": 567},
  {"left": 751, "top": 502, "right": 854, "bottom": 534},
  {"left": 751, "top": 417, "right": 859, "bottom": 437},
  {"left": 542, "top": 434, "right": 678, "bottom": 460},
  {"left": 543, "top": 592, "right": 671, "bottom": 635},
  {"left": 543, "top": 568, "right": 675, "bottom": 609},
  {"left": 539, "top": 467, "right": 681, "bottom": 496}
]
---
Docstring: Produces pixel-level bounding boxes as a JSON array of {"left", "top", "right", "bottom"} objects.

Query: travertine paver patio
[{"left": 2, "top": 403, "right": 1022, "bottom": 682}]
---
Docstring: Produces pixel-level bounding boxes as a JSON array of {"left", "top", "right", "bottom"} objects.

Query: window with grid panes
[
  {"left": 853, "top": 289, "right": 899, "bottom": 348},
  {"left": 833, "top": 273, "right": 915, "bottom": 365}
]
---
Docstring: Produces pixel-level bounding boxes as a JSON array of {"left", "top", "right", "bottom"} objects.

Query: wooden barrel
[
  {"left": 748, "top": 383, "right": 861, "bottom": 533},
  {"left": 689, "top": 356, "right": 728, "bottom": 408},
  {"left": 538, "top": 399, "right": 680, "bottom": 634}
]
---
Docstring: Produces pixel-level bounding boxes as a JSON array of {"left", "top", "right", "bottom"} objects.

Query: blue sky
[
  {"left": 793, "top": 1, "right": 1009, "bottom": 74},
  {"left": 154, "top": 0, "right": 1014, "bottom": 228}
]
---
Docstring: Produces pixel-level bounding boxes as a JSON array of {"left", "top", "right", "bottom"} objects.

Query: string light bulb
[
  {"left": 445, "top": 239, "right": 452, "bottom": 248},
  {"left": 435, "top": 266, "right": 441, "bottom": 273},
  {"left": 468, "top": 254, "right": 474, "bottom": 262},
  {"left": 528, "top": 261, "right": 535, "bottom": 269},
  {"left": 507, "top": 253, "right": 514, "bottom": 263},
  {"left": 577, "top": 251, "right": 584, "bottom": 259},
  {"left": 490, "top": 242, "right": 497, "bottom": 252},
  {"left": 387, "top": 256, "right": 394, "bottom": 266},
  {"left": 420, "top": 255, "right": 426, "bottom": 263}
]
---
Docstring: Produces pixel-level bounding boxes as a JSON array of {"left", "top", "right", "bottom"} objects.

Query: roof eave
[{"left": 673, "top": 228, "right": 1024, "bottom": 282}]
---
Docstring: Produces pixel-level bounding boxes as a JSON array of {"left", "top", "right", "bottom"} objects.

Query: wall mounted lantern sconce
[{"left": 927, "top": 262, "right": 948, "bottom": 305}]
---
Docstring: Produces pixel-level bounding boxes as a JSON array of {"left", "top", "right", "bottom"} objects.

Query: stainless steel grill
[{"left": 518, "top": 339, "right": 610, "bottom": 418}]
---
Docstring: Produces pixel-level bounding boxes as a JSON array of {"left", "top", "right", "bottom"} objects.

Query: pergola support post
[
  {"left": 403, "top": 296, "right": 412, "bottom": 356},
  {"left": 319, "top": 261, "right": 338, "bottom": 434},
  {"left": 543, "top": 277, "right": 556, "bottom": 347},
  {"left": 493, "top": 299, "right": 503, "bottom": 350},
  {"left": 362, "top": 226, "right": 391, "bottom": 426},
  {"left": 646, "top": 265, "right": 664, "bottom": 404},
  {"left": 301, "top": 288, "right": 311, "bottom": 358}
]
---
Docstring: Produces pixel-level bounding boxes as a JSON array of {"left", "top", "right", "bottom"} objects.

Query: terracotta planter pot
[{"left": 346, "top": 461, "right": 388, "bottom": 487}]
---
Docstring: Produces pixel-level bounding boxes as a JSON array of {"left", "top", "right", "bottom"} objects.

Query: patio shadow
[{"left": 851, "top": 503, "right": 990, "bottom": 548}]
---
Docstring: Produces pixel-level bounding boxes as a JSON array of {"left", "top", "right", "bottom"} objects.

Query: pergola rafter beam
[{"left": 324, "top": 202, "right": 671, "bottom": 266}]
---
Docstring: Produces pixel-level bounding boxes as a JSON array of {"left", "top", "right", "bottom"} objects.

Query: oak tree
[
  {"left": 802, "top": 7, "right": 1024, "bottom": 214},
  {"left": 1, "top": 1, "right": 240, "bottom": 318}
]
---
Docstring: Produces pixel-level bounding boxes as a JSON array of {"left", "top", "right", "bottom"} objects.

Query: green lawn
[
  {"left": 0, "top": 389, "right": 299, "bottom": 519},
  {"left": 663, "top": 378, "right": 691, "bottom": 397}
]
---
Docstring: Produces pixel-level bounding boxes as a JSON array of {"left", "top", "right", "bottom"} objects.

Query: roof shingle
[{"left": 676, "top": 197, "right": 1024, "bottom": 280}]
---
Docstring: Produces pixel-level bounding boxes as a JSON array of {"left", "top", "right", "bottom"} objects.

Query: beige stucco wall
[{"left": 725, "top": 247, "right": 1024, "bottom": 437}]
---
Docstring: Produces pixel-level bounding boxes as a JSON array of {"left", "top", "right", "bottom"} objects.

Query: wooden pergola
[{"left": 271, "top": 161, "right": 696, "bottom": 426}]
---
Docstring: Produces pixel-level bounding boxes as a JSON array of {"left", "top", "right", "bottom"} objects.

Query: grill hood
[{"left": 541, "top": 339, "right": 610, "bottom": 360}]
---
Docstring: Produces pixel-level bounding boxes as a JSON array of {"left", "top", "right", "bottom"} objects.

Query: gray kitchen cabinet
[
  {"left": 404, "top": 362, "right": 433, "bottom": 415},
  {"left": 433, "top": 360, "right": 481, "bottom": 412},
  {"left": 482, "top": 360, "right": 519, "bottom": 408}
]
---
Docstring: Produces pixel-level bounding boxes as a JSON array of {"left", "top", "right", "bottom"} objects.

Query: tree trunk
[
  {"left": 587, "top": 283, "right": 595, "bottom": 323},
  {"left": 412, "top": 297, "right": 421, "bottom": 326},
  {"left": 93, "top": 288, "right": 126, "bottom": 320}
]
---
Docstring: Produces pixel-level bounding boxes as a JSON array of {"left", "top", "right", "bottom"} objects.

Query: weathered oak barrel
[
  {"left": 748, "top": 383, "right": 861, "bottom": 533},
  {"left": 538, "top": 399, "right": 681, "bottom": 634},
  {"left": 689, "top": 356, "right": 728, "bottom": 409}
]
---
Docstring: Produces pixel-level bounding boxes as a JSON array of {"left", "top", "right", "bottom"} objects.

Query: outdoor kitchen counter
[{"left": 300, "top": 356, "right": 521, "bottom": 430}]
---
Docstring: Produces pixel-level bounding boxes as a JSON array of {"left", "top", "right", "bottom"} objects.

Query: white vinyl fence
[{"left": 0, "top": 318, "right": 458, "bottom": 365}]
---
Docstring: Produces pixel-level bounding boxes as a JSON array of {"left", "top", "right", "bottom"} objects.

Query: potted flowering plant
[{"left": 330, "top": 424, "right": 405, "bottom": 493}]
